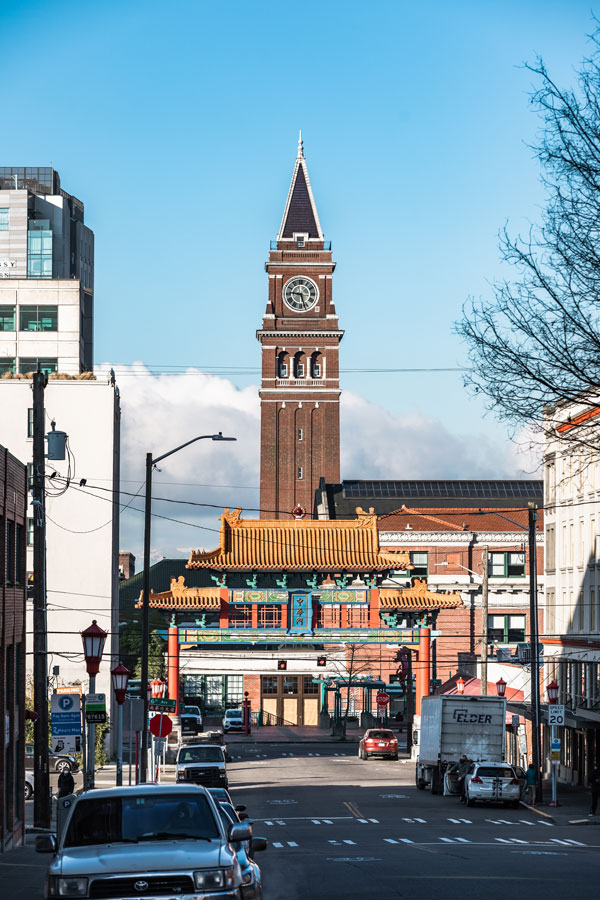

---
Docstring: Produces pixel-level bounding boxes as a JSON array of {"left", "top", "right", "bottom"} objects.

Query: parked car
[
  {"left": 181, "top": 704, "right": 203, "bottom": 735},
  {"left": 36, "top": 783, "right": 253, "bottom": 899},
  {"left": 209, "top": 788, "right": 250, "bottom": 821},
  {"left": 176, "top": 742, "right": 229, "bottom": 788},
  {"left": 25, "top": 771, "right": 34, "bottom": 800},
  {"left": 215, "top": 797, "right": 267, "bottom": 899},
  {"left": 223, "top": 709, "right": 245, "bottom": 733},
  {"left": 25, "top": 743, "right": 79, "bottom": 775},
  {"left": 358, "top": 728, "right": 399, "bottom": 760},
  {"left": 465, "top": 761, "right": 522, "bottom": 808}
]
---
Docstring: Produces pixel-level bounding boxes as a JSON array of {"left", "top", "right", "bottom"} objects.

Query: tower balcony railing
[
  {"left": 270, "top": 240, "right": 332, "bottom": 251},
  {"left": 276, "top": 378, "right": 325, "bottom": 387}
]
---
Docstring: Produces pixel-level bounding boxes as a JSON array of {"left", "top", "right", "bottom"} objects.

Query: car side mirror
[
  {"left": 228, "top": 822, "right": 251, "bottom": 844},
  {"left": 250, "top": 837, "right": 267, "bottom": 855},
  {"left": 238, "top": 812, "right": 249, "bottom": 821},
  {"left": 36, "top": 834, "right": 57, "bottom": 854},
  {"left": 234, "top": 804, "right": 247, "bottom": 813}
]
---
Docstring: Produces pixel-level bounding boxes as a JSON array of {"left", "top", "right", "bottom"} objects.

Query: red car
[{"left": 358, "top": 728, "right": 399, "bottom": 760}]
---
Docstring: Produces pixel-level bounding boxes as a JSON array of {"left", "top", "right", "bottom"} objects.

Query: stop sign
[
  {"left": 376, "top": 691, "right": 390, "bottom": 707},
  {"left": 149, "top": 714, "right": 173, "bottom": 738}
]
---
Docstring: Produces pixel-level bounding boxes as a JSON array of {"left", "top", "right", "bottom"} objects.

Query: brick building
[
  {"left": 258, "top": 134, "right": 342, "bottom": 518},
  {"left": 0, "top": 444, "right": 27, "bottom": 850}
]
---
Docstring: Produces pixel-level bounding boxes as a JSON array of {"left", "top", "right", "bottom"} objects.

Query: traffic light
[
  {"left": 316, "top": 656, "right": 327, "bottom": 667},
  {"left": 277, "top": 660, "right": 287, "bottom": 671}
]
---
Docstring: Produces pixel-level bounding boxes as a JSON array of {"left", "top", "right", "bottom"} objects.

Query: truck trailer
[{"left": 416, "top": 694, "right": 506, "bottom": 794}]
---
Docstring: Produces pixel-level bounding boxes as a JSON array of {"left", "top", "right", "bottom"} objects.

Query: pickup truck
[{"left": 176, "top": 742, "right": 229, "bottom": 789}]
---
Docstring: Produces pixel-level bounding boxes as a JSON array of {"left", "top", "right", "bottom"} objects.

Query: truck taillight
[{"left": 470, "top": 776, "right": 483, "bottom": 783}]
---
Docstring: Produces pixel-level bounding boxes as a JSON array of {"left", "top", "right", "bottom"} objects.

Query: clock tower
[{"left": 258, "top": 135, "right": 343, "bottom": 518}]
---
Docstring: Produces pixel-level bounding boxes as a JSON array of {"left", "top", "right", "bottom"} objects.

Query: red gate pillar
[
  {"left": 167, "top": 622, "right": 179, "bottom": 715},
  {"left": 415, "top": 627, "right": 431, "bottom": 717}
]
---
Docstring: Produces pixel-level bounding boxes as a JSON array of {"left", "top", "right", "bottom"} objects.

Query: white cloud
[{"left": 105, "top": 364, "right": 538, "bottom": 560}]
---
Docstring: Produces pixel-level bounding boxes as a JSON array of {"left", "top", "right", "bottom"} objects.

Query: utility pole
[
  {"left": 140, "top": 452, "right": 153, "bottom": 784},
  {"left": 32, "top": 369, "right": 50, "bottom": 828},
  {"left": 528, "top": 502, "right": 543, "bottom": 804},
  {"left": 480, "top": 545, "right": 489, "bottom": 694}
]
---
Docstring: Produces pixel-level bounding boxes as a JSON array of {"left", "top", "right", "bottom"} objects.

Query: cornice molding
[
  {"left": 379, "top": 530, "right": 542, "bottom": 545},
  {"left": 257, "top": 330, "right": 344, "bottom": 340}
]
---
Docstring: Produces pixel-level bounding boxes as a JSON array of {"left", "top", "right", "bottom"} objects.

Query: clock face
[{"left": 283, "top": 276, "right": 319, "bottom": 312}]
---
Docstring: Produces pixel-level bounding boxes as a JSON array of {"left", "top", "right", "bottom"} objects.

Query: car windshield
[
  {"left": 476, "top": 767, "right": 515, "bottom": 778},
  {"left": 209, "top": 788, "right": 230, "bottom": 802},
  {"left": 63, "top": 793, "right": 220, "bottom": 847},
  {"left": 179, "top": 747, "right": 224, "bottom": 764},
  {"left": 183, "top": 707, "right": 200, "bottom": 715},
  {"left": 226, "top": 710, "right": 242, "bottom": 718},
  {"left": 368, "top": 731, "right": 394, "bottom": 740}
]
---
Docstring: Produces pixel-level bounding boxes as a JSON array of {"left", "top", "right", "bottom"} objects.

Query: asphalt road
[{"left": 225, "top": 743, "right": 600, "bottom": 900}]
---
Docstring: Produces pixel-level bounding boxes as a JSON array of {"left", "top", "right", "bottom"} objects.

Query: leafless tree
[{"left": 458, "top": 29, "right": 600, "bottom": 454}]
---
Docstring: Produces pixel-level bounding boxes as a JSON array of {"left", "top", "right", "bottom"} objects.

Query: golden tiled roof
[
  {"left": 187, "top": 508, "right": 412, "bottom": 572},
  {"left": 379, "top": 579, "right": 463, "bottom": 610},
  {"left": 136, "top": 577, "right": 222, "bottom": 610}
]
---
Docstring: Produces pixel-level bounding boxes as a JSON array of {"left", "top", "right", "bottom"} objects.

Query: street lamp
[
  {"left": 456, "top": 676, "right": 465, "bottom": 695},
  {"left": 436, "top": 555, "right": 489, "bottom": 694},
  {"left": 140, "top": 431, "right": 236, "bottom": 783},
  {"left": 496, "top": 677, "right": 507, "bottom": 698},
  {"left": 547, "top": 680, "right": 560, "bottom": 807},
  {"left": 111, "top": 663, "right": 130, "bottom": 786},
  {"left": 81, "top": 620, "right": 107, "bottom": 790}
]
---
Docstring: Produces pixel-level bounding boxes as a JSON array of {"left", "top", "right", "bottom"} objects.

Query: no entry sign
[
  {"left": 376, "top": 691, "right": 390, "bottom": 708},
  {"left": 149, "top": 714, "right": 173, "bottom": 738}
]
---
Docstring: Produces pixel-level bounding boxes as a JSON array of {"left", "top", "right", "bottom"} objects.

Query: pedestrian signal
[
  {"left": 317, "top": 656, "right": 327, "bottom": 667},
  {"left": 277, "top": 660, "right": 287, "bottom": 671}
]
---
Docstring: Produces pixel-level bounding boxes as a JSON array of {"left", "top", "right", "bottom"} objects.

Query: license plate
[{"left": 378, "top": 742, "right": 385, "bottom": 747}]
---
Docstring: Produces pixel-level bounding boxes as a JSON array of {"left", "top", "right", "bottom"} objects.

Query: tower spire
[
  {"left": 298, "top": 129, "right": 304, "bottom": 158},
  {"left": 277, "top": 133, "right": 323, "bottom": 241}
]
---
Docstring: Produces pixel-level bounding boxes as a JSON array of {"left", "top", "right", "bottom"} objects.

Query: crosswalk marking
[
  {"left": 402, "top": 817, "right": 427, "bottom": 824},
  {"left": 273, "top": 842, "right": 283, "bottom": 848},
  {"left": 343, "top": 840, "right": 356, "bottom": 845},
  {"left": 369, "top": 818, "right": 379, "bottom": 824},
  {"left": 358, "top": 819, "right": 368, "bottom": 824},
  {"left": 399, "top": 838, "right": 414, "bottom": 844},
  {"left": 564, "top": 839, "right": 586, "bottom": 846},
  {"left": 550, "top": 838, "right": 571, "bottom": 846},
  {"left": 440, "top": 837, "right": 455, "bottom": 843},
  {"left": 384, "top": 838, "right": 398, "bottom": 844},
  {"left": 538, "top": 820, "right": 554, "bottom": 827},
  {"left": 265, "top": 820, "right": 274, "bottom": 826},
  {"left": 519, "top": 820, "right": 535, "bottom": 826},
  {"left": 287, "top": 841, "right": 298, "bottom": 847},
  {"left": 495, "top": 838, "right": 512, "bottom": 843},
  {"left": 312, "top": 820, "right": 321, "bottom": 825},
  {"left": 323, "top": 819, "right": 333, "bottom": 824},
  {"left": 448, "top": 818, "right": 471, "bottom": 824}
]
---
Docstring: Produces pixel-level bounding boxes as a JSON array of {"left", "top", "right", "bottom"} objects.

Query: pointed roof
[
  {"left": 277, "top": 132, "right": 324, "bottom": 240},
  {"left": 186, "top": 508, "right": 412, "bottom": 572}
]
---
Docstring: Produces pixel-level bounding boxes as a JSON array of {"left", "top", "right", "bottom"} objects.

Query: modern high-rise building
[{"left": 0, "top": 167, "right": 94, "bottom": 375}]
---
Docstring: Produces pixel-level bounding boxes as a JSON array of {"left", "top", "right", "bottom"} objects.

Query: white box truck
[{"left": 416, "top": 694, "right": 506, "bottom": 794}]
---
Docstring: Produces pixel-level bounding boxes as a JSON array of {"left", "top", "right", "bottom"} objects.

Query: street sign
[
  {"left": 551, "top": 736, "right": 561, "bottom": 762},
  {"left": 149, "top": 697, "right": 177, "bottom": 713},
  {"left": 51, "top": 693, "right": 82, "bottom": 738},
  {"left": 376, "top": 691, "right": 390, "bottom": 707},
  {"left": 57, "top": 685, "right": 83, "bottom": 695},
  {"left": 85, "top": 693, "right": 107, "bottom": 724},
  {"left": 149, "top": 714, "right": 173, "bottom": 738},
  {"left": 153, "top": 737, "right": 166, "bottom": 754},
  {"left": 548, "top": 705, "right": 565, "bottom": 726}
]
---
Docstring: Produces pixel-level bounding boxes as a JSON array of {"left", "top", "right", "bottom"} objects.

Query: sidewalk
[
  {"left": 0, "top": 834, "right": 47, "bottom": 900},
  {"left": 224, "top": 724, "right": 363, "bottom": 743},
  {"left": 521, "top": 778, "right": 600, "bottom": 826}
]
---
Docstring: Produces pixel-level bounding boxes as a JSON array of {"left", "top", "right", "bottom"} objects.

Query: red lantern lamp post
[
  {"left": 546, "top": 680, "right": 559, "bottom": 705},
  {"left": 496, "top": 677, "right": 507, "bottom": 698},
  {"left": 456, "top": 676, "right": 465, "bottom": 695},
  {"left": 111, "top": 663, "right": 131, "bottom": 787},
  {"left": 81, "top": 620, "right": 107, "bottom": 790}
]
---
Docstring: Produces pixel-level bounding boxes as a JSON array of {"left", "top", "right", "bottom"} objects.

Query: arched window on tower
[
  {"left": 294, "top": 351, "right": 306, "bottom": 378},
  {"left": 277, "top": 351, "right": 289, "bottom": 378},
  {"left": 311, "top": 351, "right": 322, "bottom": 379}
]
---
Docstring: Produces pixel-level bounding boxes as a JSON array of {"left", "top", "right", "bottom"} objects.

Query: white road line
[
  {"left": 538, "top": 820, "right": 554, "bottom": 827},
  {"left": 369, "top": 818, "right": 379, "bottom": 823},
  {"left": 311, "top": 820, "right": 321, "bottom": 825},
  {"left": 264, "top": 820, "right": 274, "bottom": 826},
  {"left": 440, "top": 837, "right": 455, "bottom": 843},
  {"left": 495, "top": 838, "right": 512, "bottom": 843},
  {"left": 384, "top": 838, "right": 398, "bottom": 844},
  {"left": 550, "top": 839, "right": 571, "bottom": 846},
  {"left": 273, "top": 842, "right": 283, "bottom": 848},
  {"left": 519, "top": 820, "right": 535, "bottom": 826},
  {"left": 358, "top": 819, "right": 368, "bottom": 824},
  {"left": 308, "top": 753, "right": 313, "bottom": 756},
  {"left": 455, "top": 838, "right": 471, "bottom": 843},
  {"left": 485, "top": 819, "right": 503, "bottom": 824},
  {"left": 509, "top": 838, "right": 528, "bottom": 844},
  {"left": 565, "top": 839, "right": 586, "bottom": 846},
  {"left": 275, "top": 820, "right": 286, "bottom": 825},
  {"left": 343, "top": 840, "right": 356, "bottom": 845},
  {"left": 399, "top": 838, "right": 414, "bottom": 844},
  {"left": 414, "top": 818, "right": 426, "bottom": 823},
  {"left": 323, "top": 819, "right": 333, "bottom": 824},
  {"left": 287, "top": 841, "right": 298, "bottom": 847}
]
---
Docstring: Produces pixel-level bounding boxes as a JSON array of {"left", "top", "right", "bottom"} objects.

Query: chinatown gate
[{"left": 137, "top": 508, "right": 463, "bottom": 725}]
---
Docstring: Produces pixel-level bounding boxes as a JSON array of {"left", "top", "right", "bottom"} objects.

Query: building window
[
  {"left": 15, "top": 523, "right": 23, "bottom": 584},
  {"left": 19, "top": 358, "right": 57, "bottom": 375},
  {"left": 297, "top": 467, "right": 303, "bottom": 480},
  {"left": 262, "top": 676, "right": 278, "bottom": 695},
  {"left": 27, "top": 518, "right": 34, "bottom": 546},
  {"left": 27, "top": 463, "right": 34, "bottom": 490},
  {"left": 591, "top": 588, "right": 596, "bottom": 633},
  {"left": 278, "top": 361, "right": 288, "bottom": 377},
  {"left": 410, "top": 551, "right": 428, "bottom": 577},
  {"left": 347, "top": 605, "right": 369, "bottom": 627},
  {"left": 297, "top": 428, "right": 303, "bottom": 442},
  {"left": 258, "top": 604, "right": 282, "bottom": 628},
  {"left": 283, "top": 676, "right": 298, "bottom": 695},
  {"left": 27, "top": 409, "right": 34, "bottom": 437},
  {"left": 488, "top": 614, "right": 526, "bottom": 644},
  {"left": 297, "top": 236, "right": 305, "bottom": 248},
  {"left": 228, "top": 604, "right": 252, "bottom": 628},
  {"left": 489, "top": 551, "right": 525, "bottom": 577},
  {"left": 19, "top": 305, "right": 58, "bottom": 332},
  {"left": 0, "top": 306, "right": 15, "bottom": 331},
  {"left": 0, "top": 358, "right": 15, "bottom": 375},
  {"left": 225, "top": 675, "right": 243, "bottom": 706},
  {"left": 303, "top": 676, "right": 319, "bottom": 694},
  {"left": 27, "top": 221, "right": 53, "bottom": 278},
  {"left": 6, "top": 519, "right": 14, "bottom": 584},
  {"left": 0, "top": 208, "right": 8, "bottom": 230},
  {"left": 295, "top": 361, "right": 305, "bottom": 377}
]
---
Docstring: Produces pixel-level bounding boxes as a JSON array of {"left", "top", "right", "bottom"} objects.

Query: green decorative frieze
[
  {"left": 231, "top": 589, "right": 289, "bottom": 604},
  {"left": 178, "top": 626, "right": 419, "bottom": 645}
]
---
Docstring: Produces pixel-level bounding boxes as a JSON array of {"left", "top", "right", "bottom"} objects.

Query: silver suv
[{"left": 36, "top": 784, "right": 253, "bottom": 899}]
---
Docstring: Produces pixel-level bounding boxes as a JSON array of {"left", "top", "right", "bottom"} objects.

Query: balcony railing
[{"left": 270, "top": 240, "right": 331, "bottom": 251}]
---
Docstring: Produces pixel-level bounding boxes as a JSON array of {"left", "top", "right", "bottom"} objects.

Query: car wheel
[
  {"left": 56, "top": 760, "right": 70, "bottom": 774},
  {"left": 24, "top": 783, "right": 33, "bottom": 800},
  {"left": 357, "top": 747, "right": 362, "bottom": 758},
  {"left": 392, "top": 753, "right": 399, "bottom": 761},
  {"left": 466, "top": 795, "right": 475, "bottom": 807}
]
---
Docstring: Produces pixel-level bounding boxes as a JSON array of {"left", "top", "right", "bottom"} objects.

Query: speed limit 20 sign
[{"left": 548, "top": 705, "right": 565, "bottom": 726}]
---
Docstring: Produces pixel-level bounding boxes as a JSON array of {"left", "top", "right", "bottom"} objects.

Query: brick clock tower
[{"left": 258, "top": 135, "right": 343, "bottom": 519}]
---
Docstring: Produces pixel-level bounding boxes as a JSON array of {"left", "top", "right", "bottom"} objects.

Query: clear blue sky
[{"left": 2, "top": 0, "right": 596, "bottom": 449}]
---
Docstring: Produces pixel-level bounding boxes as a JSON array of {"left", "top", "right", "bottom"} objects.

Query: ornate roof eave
[
  {"left": 379, "top": 579, "right": 464, "bottom": 610},
  {"left": 136, "top": 577, "right": 222, "bottom": 610}
]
